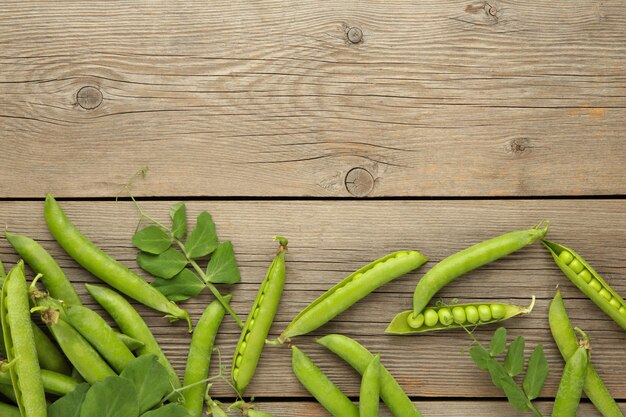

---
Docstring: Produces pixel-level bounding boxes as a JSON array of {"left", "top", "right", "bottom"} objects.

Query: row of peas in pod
[{"left": 1, "top": 198, "right": 625, "bottom": 417}]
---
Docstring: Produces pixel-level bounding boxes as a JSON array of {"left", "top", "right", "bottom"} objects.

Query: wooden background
[{"left": 1, "top": 1, "right": 625, "bottom": 415}]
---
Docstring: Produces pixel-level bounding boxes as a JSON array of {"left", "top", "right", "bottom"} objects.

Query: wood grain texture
[
  {"left": 1, "top": 1, "right": 625, "bottom": 197},
  {"left": 0, "top": 199, "right": 624, "bottom": 410}
]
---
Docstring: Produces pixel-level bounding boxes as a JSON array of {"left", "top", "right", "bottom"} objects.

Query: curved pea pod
[
  {"left": 386, "top": 297, "right": 535, "bottom": 334},
  {"left": 116, "top": 332, "right": 145, "bottom": 351},
  {"left": 543, "top": 240, "right": 626, "bottom": 332},
  {"left": 360, "top": 354, "right": 381, "bottom": 417},
  {"left": 0, "top": 261, "right": 47, "bottom": 417},
  {"left": 317, "top": 334, "right": 422, "bottom": 417},
  {"left": 232, "top": 237, "right": 287, "bottom": 395},
  {"left": 549, "top": 290, "right": 624, "bottom": 417},
  {"left": 0, "top": 366, "right": 79, "bottom": 396},
  {"left": 44, "top": 194, "right": 190, "bottom": 329},
  {"left": 411, "top": 223, "right": 548, "bottom": 317},
  {"left": 291, "top": 345, "right": 359, "bottom": 417},
  {"left": 5, "top": 232, "right": 82, "bottom": 306},
  {"left": 30, "top": 321, "right": 72, "bottom": 375},
  {"left": 183, "top": 295, "right": 229, "bottom": 417},
  {"left": 0, "top": 401, "right": 20, "bottom": 417},
  {"left": 278, "top": 250, "right": 427, "bottom": 342},
  {"left": 551, "top": 329, "right": 590, "bottom": 417}
]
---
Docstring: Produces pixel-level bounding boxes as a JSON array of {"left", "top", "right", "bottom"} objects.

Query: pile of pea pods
[{"left": 0, "top": 197, "right": 625, "bottom": 417}]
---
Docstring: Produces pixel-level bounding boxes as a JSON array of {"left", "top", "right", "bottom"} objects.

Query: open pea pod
[
  {"left": 543, "top": 240, "right": 626, "bottom": 332},
  {"left": 386, "top": 297, "right": 535, "bottom": 335}
]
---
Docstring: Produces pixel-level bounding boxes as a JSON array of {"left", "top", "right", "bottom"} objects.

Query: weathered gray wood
[
  {"left": 1, "top": 1, "right": 625, "bottom": 197},
  {"left": 0, "top": 200, "right": 624, "bottom": 403}
]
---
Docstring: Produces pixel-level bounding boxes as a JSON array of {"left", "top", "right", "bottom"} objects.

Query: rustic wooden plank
[
  {"left": 0, "top": 199, "right": 624, "bottom": 402},
  {"left": 1, "top": 1, "right": 625, "bottom": 197}
]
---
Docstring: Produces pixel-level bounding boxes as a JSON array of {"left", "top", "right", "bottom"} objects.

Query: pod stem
[
  {"left": 521, "top": 295, "right": 536, "bottom": 314},
  {"left": 273, "top": 236, "right": 288, "bottom": 252},
  {"left": 574, "top": 327, "right": 591, "bottom": 350},
  {"left": 533, "top": 220, "right": 550, "bottom": 237}
]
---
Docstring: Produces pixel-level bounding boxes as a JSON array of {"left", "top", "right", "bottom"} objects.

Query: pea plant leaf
[
  {"left": 170, "top": 202, "right": 187, "bottom": 239},
  {"left": 523, "top": 344, "right": 548, "bottom": 400},
  {"left": 504, "top": 336, "right": 525, "bottom": 377},
  {"left": 132, "top": 226, "right": 172, "bottom": 255},
  {"left": 137, "top": 247, "right": 188, "bottom": 279},
  {"left": 184, "top": 211, "right": 218, "bottom": 259},
  {"left": 79, "top": 376, "right": 139, "bottom": 417},
  {"left": 495, "top": 370, "right": 529, "bottom": 412},
  {"left": 120, "top": 354, "right": 171, "bottom": 414},
  {"left": 152, "top": 268, "right": 205, "bottom": 301},
  {"left": 469, "top": 344, "right": 492, "bottom": 370},
  {"left": 205, "top": 241, "right": 241, "bottom": 284},
  {"left": 489, "top": 327, "right": 507, "bottom": 357},
  {"left": 140, "top": 403, "right": 190, "bottom": 417},
  {"left": 48, "top": 383, "right": 90, "bottom": 417}
]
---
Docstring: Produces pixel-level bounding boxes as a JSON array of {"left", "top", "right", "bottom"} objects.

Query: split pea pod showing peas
[
  {"left": 387, "top": 297, "right": 535, "bottom": 334},
  {"left": 317, "top": 334, "right": 422, "bottom": 417},
  {"left": 360, "top": 354, "right": 381, "bottom": 417},
  {"left": 44, "top": 194, "right": 191, "bottom": 329},
  {"left": 85, "top": 283, "right": 181, "bottom": 389},
  {"left": 543, "top": 240, "right": 626, "bottom": 332},
  {"left": 551, "top": 328, "right": 590, "bottom": 417},
  {"left": 232, "top": 237, "right": 287, "bottom": 394},
  {"left": 5, "top": 231, "right": 82, "bottom": 306},
  {"left": 549, "top": 290, "right": 624, "bottom": 417},
  {"left": 278, "top": 250, "right": 427, "bottom": 342},
  {"left": 291, "top": 345, "right": 359, "bottom": 417},
  {"left": 183, "top": 295, "right": 229, "bottom": 417},
  {"left": 409, "top": 223, "right": 548, "bottom": 320},
  {"left": 0, "top": 261, "right": 46, "bottom": 417}
]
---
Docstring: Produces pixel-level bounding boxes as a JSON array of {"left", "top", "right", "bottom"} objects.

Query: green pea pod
[
  {"left": 232, "top": 237, "right": 287, "bottom": 394},
  {"left": 411, "top": 223, "right": 548, "bottom": 317},
  {"left": 0, "top": 367, "right": 79, "bottom": 396},
  {"left": 66, "top": 305, "right": 135, "bottom": 373},
  {"left": 30, "top": 321, "right": 72, "bottom": 375},
  {"left": 291, "top": 345, "right": 359, "bottom": 417},
  {"left": 387, "top": 297, "right": 535, "bottom": 334},
  {"left": 44, "top": 194, "right": 191, "bottom": 329},
  {"left": 247, "top": 410, "right": 277, "bottom": 417},
  {"left": 85, "top": 283, "right": 181, "bottom": 389},
  {"left": 116, "top": 332, "right": 145, "bottom": 351},
  {"left": 317, "top": 334, "right": 422, "bottom": 417},
  {"left": 549, "top": 290, "right": 623, "bottom": 417},
  {"left": 552, "top": 329, "right": 590, "bottom": 417},
  {"left": 183, "top": 295, "right": 229, "bottom": 417},
  {"left": 0, "top": 382, "right": 17, "bottom": 403},
  {"left": 5, "top": 232, "right": 82, "bottom": 306},
  {"left": 360, "top": 354, "right": 381, "bottom": 417},
  {"left": 0, "top": 401, "right": 20, "bottom": 417},
  {"left": 278, "top": 250, "right": 427, "bottom": 343},
  {"left": 543, "top": 240, "right": 626, "bottom": 332},
  {"left": 0, "top": 261, "right": 47, "bottom": 417}
]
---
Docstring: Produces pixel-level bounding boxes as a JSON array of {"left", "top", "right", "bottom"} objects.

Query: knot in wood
[
  {"left": 508, "top": 138, "right": 531, "bottom": 155},
  {"left": 347, "top": 27, "right": 363, "bottom": 44},
  {"left": 76, "top": 86, "right": 103, "bottom": 110},
  {"left": 345, "top": 167, "right": 374, "bottom": 197}
]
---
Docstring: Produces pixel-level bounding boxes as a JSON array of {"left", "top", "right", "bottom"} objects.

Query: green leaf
[
  {"left": 489, "top": 327, "right": 507, "bottom": 357},
  {"left": 120, "top": 355, "right": 171, "bottom": 414},
  {"left": 152, "top": 269, "right": 205, "bottom": 301},
  {"left": 48, "top": 383, "right": 90, "bottom": 417},
  {"left": 137, "top": 247, "right": 188, "bottom": 279},
  {"left": 205, "top": 241, "right": 241, "bottom": 284},
  {"left": 504, "top": 336, "right": 525, "bottom": 377},
  {"left": 497, "top": 372, "right": 530, "bottom": 412},
  {"left": 170, "top": 203, "right": 187, "bottom": 240},
  {"left": 469, "top": 344, "right": 492, "bottom": 370},
  {"left": 184, "top": 212, "right": 218, "bottom": 259},
  {"left": 132, "top": 226, "right": 172, "bottom": 255},
  {"left": 523, "top": 344, "right": 548, "bottom": 400},
  {"left": 140, "top": 403, "right": 190, "bottom": 417},
  {"left": 79, "top": 377, "right": 139, "bottom": 417}
]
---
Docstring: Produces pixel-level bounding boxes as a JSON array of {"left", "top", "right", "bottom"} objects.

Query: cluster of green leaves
[
  {"left": 48, "top": 355, "right": 188, "bottom": 417},
  {"left": 469, "top": 327, "right": 548, "bottom": 417},
  {"left": 131, "top": 202, "right": 242, "bottom": 324}
]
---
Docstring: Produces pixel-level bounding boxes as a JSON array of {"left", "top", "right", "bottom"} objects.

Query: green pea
[
  {"left": 478, "top": 305, "right": 492, "bottom": 322},
  {"left": 424, "top": 309, "right": 438, "bottom": 327},
  {"left": 599, "top": 289, "right": 612, "bottom": 301},
  {"left": 452, "top": 306, "right": 466, "bottom": 324},
  {"left": 437, "top": 308, "right": 453, "bottom": 326},
  {"left": 406, "top": 313, "right": 424, "bottom": 329},
  {"left": 578, "top": 269, "right": 592, "bottom": 283},
  {"left": 619, "top": 307, "right": 626, "bottom": 317},
  {"left": 465, "top": 306, "right": 479, "bottom": 324},
  {"left": 589, "top": 279, "right": 602, "bottom": 292},
  {"left": 558, "top": 250, "right": 574, "bottom": 265},
  {"left": 236, "top": 355, "right": 243, "bottom": 367},
  {"left": 490, "top": 304, "right": 505, "bottom": 320},
  {"left": 609, "top": 298, "right": 621, "bottom": 309},
  {"left": 569, "top": 259, "right": 584, "bottom": 274}
]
